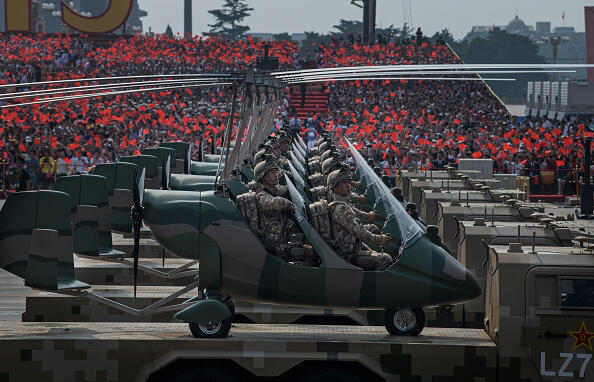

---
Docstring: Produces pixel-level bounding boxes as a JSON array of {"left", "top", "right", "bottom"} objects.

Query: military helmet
[
  {"left": 320, "top": 147, "right": 338, "bottom": 162},
  {"left": 318, "top": 141, "right": 329, "bottom": 152},
  {"left": 278, "top": 132, "right": 291, "bottom": 144},
  {"left": 268, "top": 136, "right": 280, "bottom": 148},
  {"left": 254, "top": 147, "right": 274, "bottom": 164},
  {"left": 254, "top": 156, "right": 279, "bottom": 183},
  {"left": 327, "top": 165, "right": 353, "bottom": 190},
  {"left": 322, "top": 155, "right": 342, "bottom": 175}
]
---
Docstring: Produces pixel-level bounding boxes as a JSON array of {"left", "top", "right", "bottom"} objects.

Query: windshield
[
  {"left": 292, "top": 142, "right": 307, "bottom": 164},
  {"left": 288, "top": 160, "right": 306, "bottom": 193},
  {"left": 285, "top": 173, "right": 307, "bottom": 219},
  {"left": 290, "top": 151, "right": 307, "bottom": 176},
  {"left": 346, "top": 139, "right": 424, "bottom": 250}
]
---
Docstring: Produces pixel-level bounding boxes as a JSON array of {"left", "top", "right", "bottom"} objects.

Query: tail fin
[
  {"left": 120, "top": 155, "right": 161, "bottom": 189},
  {"left": 54, "top": 175, "right": 123, "bottom": 256},
  {"left": 0, "top": 190, "right": 89, "bottom": 291},
  {"left": 160, "top": 141, "right": 190, "bottom": 174}
]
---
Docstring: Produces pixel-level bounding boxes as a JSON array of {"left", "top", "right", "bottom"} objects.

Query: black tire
[
  {"left": 292, "top": 364, "right": 367, "bottom": 382},
  {"left": 384, "top": 308, "right": 425, "bottom": 336},
  {"left": 189, "top": 317, "right": 232, "bottom": 338}
]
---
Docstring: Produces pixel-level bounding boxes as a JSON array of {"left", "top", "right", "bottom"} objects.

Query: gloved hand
[
  {"left": 352, "top": 181, "right": 362, "bottom": 189},
  {"left": 359, "top": 195, "right": 367, "bottom": 204},
  {"left": 367, "top": 211, "right": 377, "bottom": 222},
  {"left": 378, "top": 234, "right": 391, "bottom": 247}
]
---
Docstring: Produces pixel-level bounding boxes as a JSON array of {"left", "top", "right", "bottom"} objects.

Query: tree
[
  {"left": 332, "top": 19, "right": 363, "bottom": 37},
  {"left": 431, "top": 28, "right": 454, "bottom": 45},
  {"left": 207, "top": 0, "right": 253, "bottom": 40},
  {"left": 451, "top": 29, "right": 548, "bottom": 101},
  {"left": 273, "top": 32, "right": 292, "bottom": 41}
]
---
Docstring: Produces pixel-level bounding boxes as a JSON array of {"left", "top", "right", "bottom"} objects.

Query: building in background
[
  {"left": 466, "top": 14, "right": 586, "bottom": 80},
  {"left": 525, "top": 7, "right": 594, "bottom": 120}
]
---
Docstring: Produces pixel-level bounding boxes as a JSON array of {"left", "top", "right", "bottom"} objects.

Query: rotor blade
[
  {"left": 273, "top": 63, "right": 594, "bottom": 77},
  {"left": 133, "top": 168, "right": 146, "bottom": 209},
  {"left": 287, "top": 77, "right": 516, "bottom": 84},
  {"left": 0, "top": 77, "right": 226, "bottom": 100},
  {"left": 283, "top": 70, "right": 576, "bottom": 81},
  {"left": 1, "top": 82, "right": 232, "bottom": 109},
  {"left": 131, "top": 167, "right": 145, "bottom": 301},
  {"left": 0, "top": 73, "right": 237, "bottom": 89}
]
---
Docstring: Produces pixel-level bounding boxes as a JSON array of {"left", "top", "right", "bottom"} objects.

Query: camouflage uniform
[
  {"left": 307, "top": 158, "right": 322, "bottom": 174},
  {"left": 256, "top": 187, "right": 296, "bottom": 260},
  {"left": 309, "top": 155, "right": 343, "bottom": 188},
  {"left": 329, "top": 194, "right": 392, "bottom": 271},
  {"left": 309, "top": 185, "right": 367, "bottom": 208},
  {"left": 250, "top": 159, "right": 316, "bottom": 266},
  {"left": 308, "top": 173, "right": 325, "bottom": 188}
]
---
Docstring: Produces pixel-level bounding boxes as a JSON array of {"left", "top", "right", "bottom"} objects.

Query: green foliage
[
  {"left": 431, "top": 28, "right": 454, "bottom": 45},
  {"left": 452, "top": 29, "right": 546, "bottom": 64},
  {"left": 330, "top": 19, "right": 411, "bottom": 42},
  {"left": 206, "top": 0, "right": 254, "bottom": 40},
  {"left": 332, "top": 19, "right": 363, "bottom": 37},
  {"left": 451, "top": 29, "right": 548, "bottom": 101},
  {"left": 273, "top": 32, "right": 292, "bottom": 41}
]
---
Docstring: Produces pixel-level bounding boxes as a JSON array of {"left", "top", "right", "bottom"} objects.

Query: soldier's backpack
[
  {"left": 308, "top": 159, "right": 321, "bottom": 174},
  {"left": 309, "top": 186, "right": 328, "bottom": 203},
  {"left": 308, "top": 200, "right": 335, "bottom": 245},
  {"left": 236, "top": 191, "right": 261, "bottom": 235}
]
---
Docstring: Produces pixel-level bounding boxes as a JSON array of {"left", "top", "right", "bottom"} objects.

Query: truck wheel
[
  {"left": 384, "top": 308, "right": 425, "bottom": 336},
  {"left": 189, "top": 317, "right": 232, "bottom": 338}
]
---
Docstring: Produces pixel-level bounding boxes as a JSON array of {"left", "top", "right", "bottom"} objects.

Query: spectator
[
  {"left": 39, "top": 150, "right": 55, "bottom": 189},
  {"left": 55, "top": 150, "right": 70, "bottom": 177},
  {"left": 557, "top": 155, "right": 571, "bottom": 195},
  {"left": 13, "top": 156, "right": 30, "bottom": 192}
]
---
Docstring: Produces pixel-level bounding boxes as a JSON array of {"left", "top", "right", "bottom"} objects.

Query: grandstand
[{"left": 0, "top": 33, "right": 592, "bottom": 199}]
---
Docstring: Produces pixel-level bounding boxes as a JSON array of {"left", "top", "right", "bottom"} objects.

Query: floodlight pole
[
  {"left": 184, "top": 0, "right": 192, "bottom": 38},
  {"left": 363, "top": 0, "right": 377, "bottom": 44}
]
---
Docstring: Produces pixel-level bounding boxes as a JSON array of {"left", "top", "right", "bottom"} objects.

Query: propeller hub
[{"left": 131, "top": 204, "right": 144, "bottom": 223}]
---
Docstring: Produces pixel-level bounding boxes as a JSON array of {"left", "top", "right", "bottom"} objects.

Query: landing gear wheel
[
  {"left": 384, "top": 308, "right": 425, "bottom": 336},
  {"left": 189, "top": 317, "right": 232, "bottom": 338}
]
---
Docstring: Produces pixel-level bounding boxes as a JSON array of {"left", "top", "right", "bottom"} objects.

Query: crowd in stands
[{"left": 0, "top": 32, "right": 592, "bottom": 196}]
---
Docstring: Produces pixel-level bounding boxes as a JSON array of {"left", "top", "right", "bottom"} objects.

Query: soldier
[
  {"left": 308, "top": 154, "right": 341, "bottom": 188},
  {"left": 277, "top": 133, "right": 292, "bottom": 160},
  {"left": 327, "top": 167, "right": 393, "bottom": 271},
  {"left": 252, "top": 159, "right": 295, "bottom": 260},
  {"left": 269, "top": 139, "right": 291, "bottom": 172},
  {"left": 253, "top": 159, "right": 317, "bottom": 266}
]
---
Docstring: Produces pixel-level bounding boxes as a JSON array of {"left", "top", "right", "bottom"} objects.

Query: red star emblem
[{"left": 568, "top": 322, "right": 594, "bottom": 351}]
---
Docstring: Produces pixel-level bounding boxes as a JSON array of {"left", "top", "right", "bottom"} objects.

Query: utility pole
[
  {"left": 184, "top": 0, "right": 192, "bottom": 37},
  {"left": 362, "top": 0, "right": 376, "bottom": 44}
]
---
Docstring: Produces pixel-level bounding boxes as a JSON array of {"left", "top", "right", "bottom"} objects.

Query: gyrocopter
[{"left": 1, "top": 63, "right": 591, "bottom": 338}]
